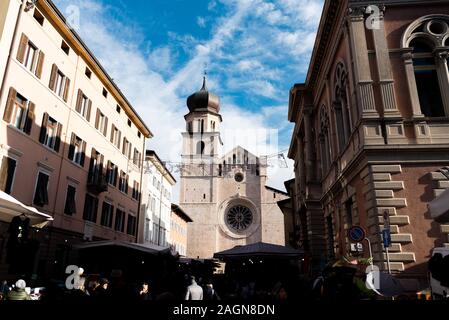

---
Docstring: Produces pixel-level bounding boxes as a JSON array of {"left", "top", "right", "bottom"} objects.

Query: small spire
[
  {"left": 201, "top": 75, "right": 207, "bottom": 91},
  {"left": 201, "top": 64, "right": 208, "bottom": 90}
]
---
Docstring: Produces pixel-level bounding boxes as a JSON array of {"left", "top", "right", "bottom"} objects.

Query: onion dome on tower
[{"left": 187, "top": 76, "right": 220, "bottom": 113}]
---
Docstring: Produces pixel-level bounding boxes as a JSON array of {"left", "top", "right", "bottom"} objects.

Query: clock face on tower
[{"left": 225, "top": 205, "right": 253, "bottom": 232}]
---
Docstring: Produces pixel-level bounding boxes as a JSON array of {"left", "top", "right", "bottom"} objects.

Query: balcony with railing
[{"left": 87, "top": 166, "right": 108, "bottom": 194}]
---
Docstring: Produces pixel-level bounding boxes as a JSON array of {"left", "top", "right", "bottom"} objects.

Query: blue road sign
[
  {"left": 382, "top": 229, "right": 392, "bottom": 248},
  {"left": 348, "top": 226, "right": 366, "bottom": 242}
]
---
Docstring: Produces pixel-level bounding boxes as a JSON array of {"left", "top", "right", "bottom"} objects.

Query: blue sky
[{"left": 53, "top": 0, "right": 324, "bottom": 193}]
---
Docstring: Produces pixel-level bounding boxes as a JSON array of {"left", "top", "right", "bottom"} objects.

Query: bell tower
[{"left": 181, "top": 76, "right": 223, "bottom": 164}]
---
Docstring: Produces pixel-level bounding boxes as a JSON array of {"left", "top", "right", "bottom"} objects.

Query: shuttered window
[
  {"left": 3, "top": 88, "right": 35, "bottom": 135},
  {"left": 49, "top": 64, "right": 70, "bottom": 101},
  {"left": 115, "top": 209, "right": 125, "bottom": 232},
  {"left": 110, "top": 125, "right": 121, "bottom": 149},
  {"left": 39, "top": 113, "right": 62, "bottom": 152},
  {"left": 100, "top": 201, "right": 114, "bottom": 228},
  {"left": 122, "top": 137, "right": 130, "bottom": 156},
  {"left": 118, "top": 170, "right": 128, "bottom": 194},
  {"left": 133, "top": 148, "right": 141, "bottom": 167},
  {"left": 16, "top": 33, "right": 45, "bottom": 78},
  {"left": 132, "top": 181, "right": 140, "bottom": 200},
  {"left": 33, "top": 171, "right": 49, "bottom": 207},
  {"left": 83, "top": 193, "right": 98, "bottom": 222},
  {"left": 88, "top": 148, "right": 104, "bottom": 185},
  {"left": 0, "top": 156, "right": 17, "bottom": 194},
  {"left": 95, "top": 109, "right": 108, "bottom": 136},
  {"left": 75, "top": 89, "right": 92, "bottom": 121},
  {"left": 68, "top": 133, "right": 86, "bottom": 166},
  {"left": 64, "top": 185, "right": 77, "bottom": 215},
  {"left": 127, "top": 215, "right": 136, "bottom": 236},
  {"left": 106, "top": 161, "right": 118, "bottom": 186}
]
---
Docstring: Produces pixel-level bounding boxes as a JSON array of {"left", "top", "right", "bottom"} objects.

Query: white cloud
[
  {"left": 53, "top": 0, "right": 324, "bottom": 195},
  {"left": 148, "top": 46, "right": 173, "bottom": 74},
  {"left": 197, "top": 16, "right": 207, "bottom": 28}
]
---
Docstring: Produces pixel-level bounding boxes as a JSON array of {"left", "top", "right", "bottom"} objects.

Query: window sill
[
  {"left": 69, "top": 160, "right": 85, "bottom": 170},
  {"left": 6, "top": 124, "right": 29, "bottom": 137},
  {"left": 41, "top": 144, "right": 60, "bottom": 156}
]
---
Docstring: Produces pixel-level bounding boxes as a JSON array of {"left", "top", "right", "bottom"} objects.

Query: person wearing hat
[{"left": 7, "top": 279, "right": 30, "bottom": 300}]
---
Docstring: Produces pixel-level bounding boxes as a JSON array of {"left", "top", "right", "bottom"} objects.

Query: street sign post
[
  {"left": 382, "top": 210, "right": 392, "bottom": 274},
  {"left": 382, "top": 229, "right": 392, "bottom": 248},
  {"left": 348, "top": 226, "right": 373, "bottom": 267}
]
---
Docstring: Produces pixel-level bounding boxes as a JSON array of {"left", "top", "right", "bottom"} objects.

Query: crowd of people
[{"left": 0, "top": 274, "right": 303, "bottom": 302}]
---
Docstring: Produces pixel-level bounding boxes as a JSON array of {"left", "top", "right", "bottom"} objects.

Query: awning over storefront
[
  {"left": 73, "top": 240, "right": 171, "bottom": 255},
  {"left": 0, "top": 191, "right": 53, "bottom": 228},
  {"left": 213, "top": 242, "right": 304, "bottom": 260},
  {"left": 429, "top": 187, "right": 449, "bottom": 223}
]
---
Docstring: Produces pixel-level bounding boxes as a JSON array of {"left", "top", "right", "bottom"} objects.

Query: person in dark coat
[
  {"left": 204, "top": 282, "right": 220, "bottom": 301},
  {"left": 138, "top": 282, "right": 153, "bottom": 301},
  {"left": 92, "top": 278, "right": 110, "bottom": 300}
]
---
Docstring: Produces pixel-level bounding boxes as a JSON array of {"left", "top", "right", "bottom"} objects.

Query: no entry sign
[{"left": 348, "top": 226, "right": 366, "bottom": 243}]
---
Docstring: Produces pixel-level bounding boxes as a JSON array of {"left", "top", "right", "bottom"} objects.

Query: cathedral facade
[{"left": 180, "top": 78, "right": 288, "bottom": 259}]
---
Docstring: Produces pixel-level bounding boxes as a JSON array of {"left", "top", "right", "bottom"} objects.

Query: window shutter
[
  {"left": 16, "top": 33, "right": 28, "bottom": 63},
  {"left": 63, "top": 77, "right": 70, "bottom": 102},
  {"left": 103, "top": 117, "right": 108, "bottom": 136},
  {"left": 0, "top": 157, "right": 8, "bottom": 192},
  {"left": 93, "top": 197, "right": 98, "bottom": 223},
  {"left": 122, "top": 138, "right": 126, "bottom": 154},
  {"left": 49, "top": 64, "right": 57, "bottom": 91},
  {"left": 117, "top": 130, "right": 121, "bottom": 149},
  {"left": 80, "top": 141, "right": 86, "bottom": 167},
  {"left": 39, "top": 112, "right": 49, "bottom": 144},
  {"left": 114, "top": 166, "right": 118, "bottom": 186},
  {"left": 86, "top": 99, "right": 92, "bottom": 121},
  {"left": 95, "top": 109, "right": 100, "bottom": 129},
  {"left": 3, "top": 87, "right": 17, "bottom": 123},
  {"left": 35, "top": 50, "right": 45, "bottom": 78},
  {"left": 106, "top": 160, "right": 111, "bottom": 181},
  {"left": 99, "top": 154, "right": 104, "bottom": 174},
  {"left": 110, "top": 124, "right": 115, "bottom": 143},
  {"left": 54, "top": 122, "right": 63, "bottom": 152},
  {"left": 68, "top": 133, "right": 76, "bottom": 160},
  {"left": 68, "top": 187, "right": 77, "bottom": 214},
  {"left": 88, "top": 148, "right": 96, "bottom": 182},
  {"left": 24, "top": 101, "right": 35, "bottom": 135},
  {"left": 125, "top": 174, "right": 129, "bottom": 194},
  {"left": 75, "top": 89, "right": 83, "bottom": 113},
  {"left": 42, "top": 174, "right": 49, "bottom": 205}
]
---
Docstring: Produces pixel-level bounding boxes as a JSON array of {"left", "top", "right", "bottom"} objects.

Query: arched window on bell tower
[
  {"left": 187, "top": 121, "right": 193, "bottom": 134},
  {"left": 200, "top": 120, "right": 204, "bottom": 134},
  {"left": 197, "top": 141, "right": 205, "bottom": 155},
  {"left": 210, "top": 136, "right": 214, "bottom": 156}
]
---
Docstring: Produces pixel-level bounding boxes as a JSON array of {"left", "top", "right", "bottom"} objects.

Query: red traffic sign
[{"left": 348, "top": 226, "right": 366, "bottom": 243}]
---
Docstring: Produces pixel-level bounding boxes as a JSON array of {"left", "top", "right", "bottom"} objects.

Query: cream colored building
[
  {"left": 138, "top": 150, "right": 176, "bottom": 247},
  {"left": 180, "top": 78, "right": 288, "bottom": 259},
  {"left": 170, "top": 204, "right": 193, "bottom": 257},
  {"left": 0, "top": 0, "right": 151, "bottom": 279}
]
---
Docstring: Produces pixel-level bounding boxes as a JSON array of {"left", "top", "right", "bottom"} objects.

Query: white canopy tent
[
  {"left": 429, "top": 187, "right": 449, "bottom": 223},
  {"left": 0, "top": 191, "right": 53, "bottom": 228}
]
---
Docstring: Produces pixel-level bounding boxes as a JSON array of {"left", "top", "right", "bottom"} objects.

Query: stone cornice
[{"left": 305, "top": 0, "right": 342, "bottom": 89}]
